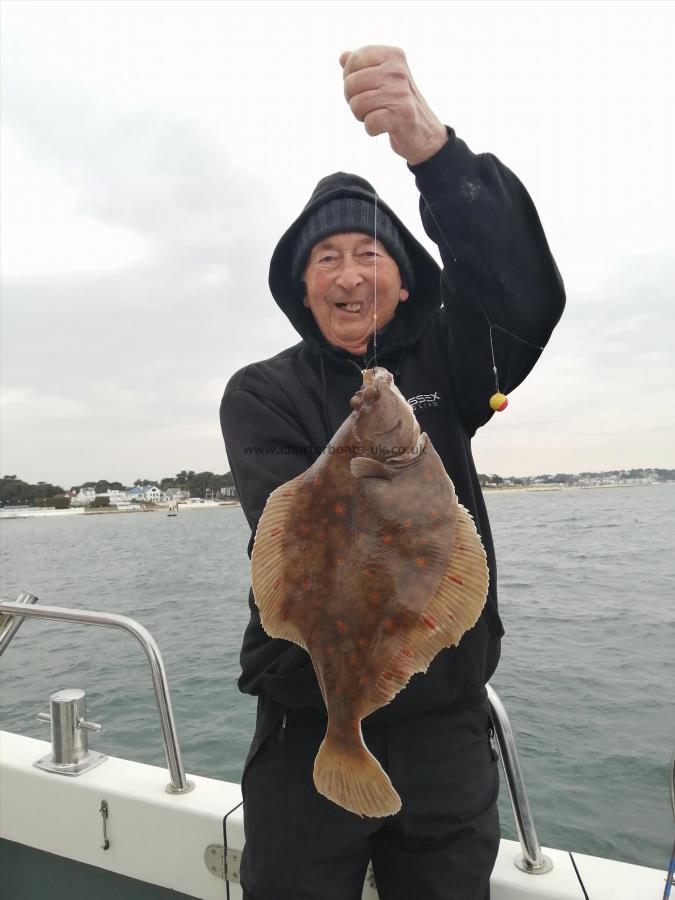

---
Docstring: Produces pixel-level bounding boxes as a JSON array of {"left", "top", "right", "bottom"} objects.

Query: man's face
[{"left": 303, "top": 232, "right": 409, "bottom": 356}]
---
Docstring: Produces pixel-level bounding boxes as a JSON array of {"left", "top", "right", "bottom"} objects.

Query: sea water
[{"left": 1, "top": 484, "right": 673, "bottom": 871}]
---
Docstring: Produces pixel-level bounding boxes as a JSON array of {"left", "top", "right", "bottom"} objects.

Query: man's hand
[{"left": 339, "top": 46, "right": 448, "bottom": 166}]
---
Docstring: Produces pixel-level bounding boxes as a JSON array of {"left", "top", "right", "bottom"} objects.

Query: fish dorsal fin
[
  {"left": 350, "top": 457, "right": 393, "bottom": 480},
  {"left": 365, "top": 500, "right": 489, "bottom": 711},
  {"left": 251, "top": 475, "right": 308, "bottom": 651}
]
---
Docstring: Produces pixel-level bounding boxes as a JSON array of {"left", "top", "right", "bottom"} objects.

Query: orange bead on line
[{"left": 489, "top": 392, "right": 508, "bottom": 412}]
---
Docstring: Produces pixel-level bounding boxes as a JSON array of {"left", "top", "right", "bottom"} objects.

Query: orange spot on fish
[
  {"left": 334, "top": 502, "right": 346, "bottom": 515},
  {"left": 403, "top": 519, "right": 412, "bottom": 529},
  {"left": 422, "top": 614, "right": 436, "bottom": 630},
  {"left": 369, "top": 590, "right": 381, "bottom": 603},
  {"left": 303, "top": 579, "right": 311, "bottom": 590},
  {"left": 350, "top": 652, "right": 358, "bottom": 666},
  {"left": 383, "top": 670, "right": 395, "bottom": 681},
  {"left": 382, "top": 535, "right": 394, "bottom": 545},
  {"left": 313, "top": 476, "right": 322, "bottom": 487},
  {"left": 280, "top": 604, "right": 291, "bottom": 621},
  {"left": 424, "top": 472, "right": 434, "bottom": 482},
  {"left": 401, "top": 646, "right": 414, "bottom": 658},
  {"left": 335, "top": 554, "right": 345, "bottom": 565},
  {"left": 270, "top": 527, "right": 282, "bottom": 536},
  {"left": 415, "top": 557, "right": 428, "bottom": 568},
  {"left": 458, "top": 544, "right": 468, "bottom": 551},
  {"left": 272, "top": 576, "right": 282, "bottom": 590},
  {"left": 298, "top": 522, "right": 310, "bottom": 535},
  {"left": 430, "top": 510, "right": 439, "bottom": 518},
  {"left": 383, "top": 618, "right": 396, "bottom": 634},
  {"left": 357, "top": 638, "right": 368, "bottom": 649},
  {"left": 336, "top": 620, "right": 347, "bottom": 636},
  {"left": 448, "top": 574, "right": 464, "bottom": 585},
  {"left": 326, "top": 644, "right": 335, "bottom": 656}
]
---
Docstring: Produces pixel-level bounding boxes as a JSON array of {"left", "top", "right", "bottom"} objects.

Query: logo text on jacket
[{"left": 407, "top": 392, "right": 440, "bottom": 410}]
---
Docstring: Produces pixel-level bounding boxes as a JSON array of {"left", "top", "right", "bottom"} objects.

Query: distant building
[
  {"left": 126, "top": 485, "right": 167, "bottom": 503},
  {"left": 165, "top": 487, "right": 190, "bottom": 500},
  {"left": 103, "top": 490, "right": 129, "bottom": 506},
  {"left": 71, "top": 488, "right": 96, "bottom": 507}
]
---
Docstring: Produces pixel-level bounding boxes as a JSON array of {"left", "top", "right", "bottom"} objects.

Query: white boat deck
[{"left": 0, "top": 730, "right": 668, "bottom": 899}]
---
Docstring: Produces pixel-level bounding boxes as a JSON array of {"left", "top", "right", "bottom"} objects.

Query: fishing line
[
  {"left": 372, "top": 134, "right": 379, "bottom": 371},
  {"left": 346, "top": 358, "right": 365, "bottom": 377},
  {"left": 417, "top": 186, "right": 545, "bottom": 411},
  {"left": 364, "top": 134, "right": 544, "bottom": 410}
]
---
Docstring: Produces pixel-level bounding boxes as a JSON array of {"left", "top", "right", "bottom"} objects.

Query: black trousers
[{"left": 240, "top": 698, "right": 500, "bottom": 900}]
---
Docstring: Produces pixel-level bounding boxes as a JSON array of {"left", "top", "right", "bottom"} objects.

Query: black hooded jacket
[{"left": 220, "top": 129, "right": 565, "bottom": 762}]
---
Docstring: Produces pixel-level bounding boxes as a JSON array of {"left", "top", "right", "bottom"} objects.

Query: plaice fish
[{"left": 251, "top": 367, "right": 488, "bottom": 818}]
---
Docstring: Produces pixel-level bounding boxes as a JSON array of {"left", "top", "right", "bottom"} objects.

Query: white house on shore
[
  {"left": 126, "top": 485, "right": 167, "bottom": 503},
  {"left": 71, "top": 488, "right": 96, "bottom": 507},
  {"left": 105, "top": 490, "right": 130, "bottom": 506},
  {"left": 70, "top": 485, "right": 171, "bottom": 507},
  {"left": 165, "top": 487, "right": 190, "bottom": 500}
]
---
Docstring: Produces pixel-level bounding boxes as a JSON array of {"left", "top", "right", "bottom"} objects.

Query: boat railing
[
  {"left": 487, "top": 683, "right": 553, "bottom": 874},
  {"left": 2, "top": 592, "right": 552, "bottom": 873},
  {"left": 0, "top": 592, "right": 193, "bottom": 794}
]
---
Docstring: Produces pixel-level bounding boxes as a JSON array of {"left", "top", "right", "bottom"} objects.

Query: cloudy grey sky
[{"left": 1, "top": 0, "right": 674, "bottom": 487}]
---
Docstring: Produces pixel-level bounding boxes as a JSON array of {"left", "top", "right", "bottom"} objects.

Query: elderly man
[{"left": 221, "top": 46, "right": 565, "bottom": 900}]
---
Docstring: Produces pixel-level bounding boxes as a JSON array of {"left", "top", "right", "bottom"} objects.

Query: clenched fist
[{"left": 339, "top": 46, "right": 448, "bottom": 166}]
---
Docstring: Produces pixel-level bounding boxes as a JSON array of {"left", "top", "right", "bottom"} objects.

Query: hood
[{"left": 268, "top": 172, "right": 442, "bottom": 357}]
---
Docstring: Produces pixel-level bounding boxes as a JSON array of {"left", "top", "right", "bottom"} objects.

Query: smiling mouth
[{"left": 334, "top": 302, "right": 364, "bottom": 314}]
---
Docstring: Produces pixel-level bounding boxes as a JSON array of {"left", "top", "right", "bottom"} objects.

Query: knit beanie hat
[{"left": 290, "top": 197, "right": 415, "bottom": 291}]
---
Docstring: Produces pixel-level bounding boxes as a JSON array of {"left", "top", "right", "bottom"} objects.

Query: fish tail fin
[{"left": 313, "top": 728, "right": 401, "bottom": 818}]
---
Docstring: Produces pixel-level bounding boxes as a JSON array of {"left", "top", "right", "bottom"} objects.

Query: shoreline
[
  {"left": 1, "top": 482, "right": 671, "bottom": 519},
  {"left": 482, "top": 481, "right": 670, "bottom": 495},
  {"left": 0, "top": 501, "right": 241, "bottom": 520}
]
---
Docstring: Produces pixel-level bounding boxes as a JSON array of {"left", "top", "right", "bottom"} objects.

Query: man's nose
[{"left": 335, "top": 261, "right": 364, "bottom": 290}]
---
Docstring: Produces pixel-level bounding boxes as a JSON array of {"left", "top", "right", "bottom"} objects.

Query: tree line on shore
[
  {"left": 478, "top": 467, "right": 674, "bottom": 486},
  {"left": 0, "top": 470, "right": 237, "bottom": 507},
  {"left": 2, "top": 467, "right": 673, "bottom": 508}
]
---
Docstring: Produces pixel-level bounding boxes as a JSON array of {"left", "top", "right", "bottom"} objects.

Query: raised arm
[
  {"left": 411, "top": 132, "right": 565, "bottom": 433},
  {"left": 341, "top": 44, "right": 565, "bottom": 434}
]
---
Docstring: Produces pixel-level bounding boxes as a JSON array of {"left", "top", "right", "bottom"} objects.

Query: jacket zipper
[{"left": 277, "top": 712, "right": 287, "bottom": 743}]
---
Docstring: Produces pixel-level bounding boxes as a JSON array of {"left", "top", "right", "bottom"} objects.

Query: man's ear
[{"left": 399, "top": 288, "right": 410, "bottom": 302}]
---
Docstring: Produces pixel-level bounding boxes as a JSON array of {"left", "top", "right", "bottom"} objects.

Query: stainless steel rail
[
  {"left": 0, "top": 590, "right": 39, "bottom": 655},
  {"left": 487, "top": 684, "right": 553, "bottom": 874},
  {"left": 0, "top": 597, "right": 194, "bottom": 795}
]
